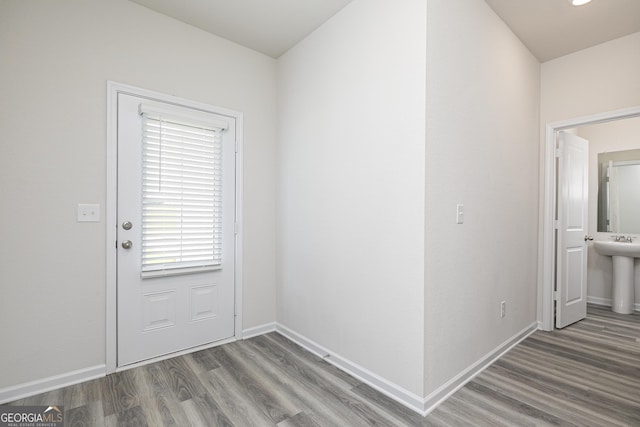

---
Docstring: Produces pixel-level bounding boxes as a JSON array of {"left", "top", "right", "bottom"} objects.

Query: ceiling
[
  {"left": 130, "top": 0, "right": 640, "bottom": 61},
  {"left": 129, "top": 0, "right": 354, "bottom": 58},
  {"left": 485, "top": 0, "right": 640, "bottom": 62}
]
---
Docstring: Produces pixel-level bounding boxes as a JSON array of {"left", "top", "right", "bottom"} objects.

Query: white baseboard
[
  {"left": 0, "top": 365, "right": 105, "bottom": 405},
  {"left": 276, "top": 323, "right": 425, "bottom": 414},
  {"left": 587, "top": 296, "right": 640, "bottom": 312},
  {"left": 421, "top": 322, "right": 537, "bottom": 415},
  {"left": 324, "top": 344, "right": 426, "bottom": 415},
  {"left": 276, "top": 321, "right": 537, "bottom": 416},
  {"left": 274, "top": 324, "right": 329, "bottom": 358},
  {"left": 587, "top": 296, "right": 612, "bottom": 307},
  {"left": 242, "top": 322, "right": 277, "bottom": 339}
]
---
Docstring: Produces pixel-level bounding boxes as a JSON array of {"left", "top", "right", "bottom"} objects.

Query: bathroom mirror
[{"left": 597, "top": 149, "right": 640, "bottom": 234}]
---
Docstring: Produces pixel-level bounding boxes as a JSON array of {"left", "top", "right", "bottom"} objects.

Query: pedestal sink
[{"left": 593, "top": 240, "right": 640, "bottom": 314}]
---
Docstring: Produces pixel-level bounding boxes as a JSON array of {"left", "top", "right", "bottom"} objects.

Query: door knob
[
  {"left": 584, "top": 235, "right": 594, "bottom": 241},
  {"left": 121, "top": 240, "right": 133, "bottom": 249},
  {"left": 122, "top": 221, "right": 133, "bottom": 230}
]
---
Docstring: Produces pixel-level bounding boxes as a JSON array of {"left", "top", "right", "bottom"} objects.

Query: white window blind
[{"left": 140, "top": 106, "right": 226, "bottom": 276}]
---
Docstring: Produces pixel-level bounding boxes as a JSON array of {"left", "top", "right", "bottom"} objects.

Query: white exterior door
[
  {"left": 116, "top": 93, "right": 236, "bottom": 366},
  {"left": 556, "top": 131, "right": 589, "bottom": 329}
]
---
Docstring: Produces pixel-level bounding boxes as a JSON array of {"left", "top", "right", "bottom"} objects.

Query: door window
[{"left": 140, "top": 105, "right": 227, "bottom": 277}]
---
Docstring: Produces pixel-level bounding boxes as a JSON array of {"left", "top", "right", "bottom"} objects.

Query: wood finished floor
[{"left": 5, "top": 304, "right": 640, "bottom": 426}]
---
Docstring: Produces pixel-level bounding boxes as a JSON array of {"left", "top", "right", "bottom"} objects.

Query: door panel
[
  {"left": 116, "top": 93, "right": 236, "bottom": 366},
  {"left": 556, "top": 131, "right": 589, "bottom": 329}
]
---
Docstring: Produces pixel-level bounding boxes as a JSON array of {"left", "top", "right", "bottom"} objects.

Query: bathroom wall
[
  {"left": 578, "top": 117, "right": 640, "bottom": 309},
  {"left": 0, "top": 0, "right": 277, "bottom": 391}
]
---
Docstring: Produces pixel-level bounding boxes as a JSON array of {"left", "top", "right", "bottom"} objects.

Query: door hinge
[
  {"left": 554, "top": 220, "right": 559, "bottom": 230},
  {"left": 553, "top": 290, "right": 559, "bottom": 301},
  {"left": 234, "top": 222, "right": 238, "bottom": 235},
  {"left": 235, "top": 140, "right": 239, "bottom": 153},
  {"left": 555, "top": 148, "right": 562, "bottom": 158}
]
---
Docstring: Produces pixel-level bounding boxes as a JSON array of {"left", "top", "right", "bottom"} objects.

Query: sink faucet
[
  {"left": 615, "top": 235, "right": 625, "bottom": 241},
  {"left": 627, "top": 236, "right": 634, "bottom": 242}
]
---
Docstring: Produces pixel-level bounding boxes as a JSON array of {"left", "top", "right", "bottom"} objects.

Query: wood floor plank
[
  {"left": 502, "top": 345, "right": 640, "bottom": 403},
  {"left": 190, "top": 347, "right": 221, "bottom": 372},
  {"left": 221, "top": 344, "right": 356, "bottom": 427},
  {"left": 234, "top": 338, "right": 397, "bottom": 427},
  {"left": 351, "top": 382, "right": 427, "bottom": 426},
  {"left": 425, "top": 408, "right": 468, "bottom": 427},
  {"left": 437, "top": 390, "right": 526, "bottom": 427},
  {"left": 499, "top": 356, "right": 640, "bottom": 421},
  {"left": 139, "top": 392, "right": 189, "bottom": 427},
  {"left": 116, "top": 405, "right": 149, "bottom": 427},
  {"left": 204, "top": 366, "right": 278, "bottom": 426},
  {"left": 182, "top": 353, "right": 273, "bottom": 425},
  {"left": 189, "top": 392, "right": 236, "bottom": 427},
  {"left": 429, "top": 401, "right": 486, "bottom": 426},
  {"left": 59, "top": 379, "right": 99, "bottom": 411},
  {"left": 100, "top": 369, "right": 140, "bottom": 417},
  {"left": 264, "top": 333, "right": 362, "bottom": 390},
  {"left": 277, "top": 411, "right": 322, "bottom": 427},
  {"left": 484, "top": 357, "right": 640, "bottom": 426},
  {"left": 243, "top": 334, "right": 404, "bottom": 426},
  {"left": 208, "top": 343, "right": 299, "bottom": 424},
  {"left": 520, "top": 334, "right": 640, "bottom": 377},
  {"left": 476, "top": 365, "right": 625, "bottom": 427},
  {"left": 4, "top": 304, "right": 639, "bottom": 426},
  {"left": 103, "top": 413, "right": 119, "bottom": 427},
  {"left": 140, "top": 362, "right": 174, "bottom": 400},
  {"left": 160, "top": 356, "right": 208, "bottom": 402},
  {"left": 534, "top": 327, "right": 640, "bottom": 360},
  {"left": 178, "top": 398, "right": 210, "bottom": 426},
  {"left": 64, "top": 401, "right": 106, "bottom": 427}
]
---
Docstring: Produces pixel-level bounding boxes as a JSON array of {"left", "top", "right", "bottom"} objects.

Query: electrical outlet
[
  {"left": 500, "top": 301, "right": 506, "bottom": 318},
  {"left": 456, "top": 204, "right": 464, "bottom": 224},
  {"left": 77, "top": 203, "right": 100, "bottom": 222}
]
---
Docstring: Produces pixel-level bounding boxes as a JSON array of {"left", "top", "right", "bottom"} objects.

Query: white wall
[
  {"left": 541, "top": 32, "right": 640, "bottom": 125},
  {"left": 578, "top": 117, "right": 640, "bottom": 307},
  {"left": 540, "top": 32, "right": 640, "bottom": 319},
  {"left": 425, "top": 0, "right": 540, "bottom": 394},
  {"left": 277, "top": 0, "right": 427, "bottom": 396},
  {"left": 0, "top": 0, "right": 277, "bottom": 390}
]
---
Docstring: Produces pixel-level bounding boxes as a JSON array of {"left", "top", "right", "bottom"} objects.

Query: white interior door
[
  {"left": 556, "top": 131, "right": 589, "bottom": 329},
  {"left": 117, "top": 93, "right": 236, "bottom": 366}
]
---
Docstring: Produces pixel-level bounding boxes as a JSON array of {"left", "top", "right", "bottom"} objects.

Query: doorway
[
  {"left": 105, "top": 82, "right": 244, "bottom": 372},
  {"left": 539, "top": 106, "right": 640, "bottom": 331}
]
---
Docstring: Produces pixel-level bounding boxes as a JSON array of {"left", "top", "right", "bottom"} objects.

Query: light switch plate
[
  {"left": 77, "top": 203, "right": 100, "bottom": 222},
  {"left": 456, "top": 203, "right": 464, "bottom": 224}
]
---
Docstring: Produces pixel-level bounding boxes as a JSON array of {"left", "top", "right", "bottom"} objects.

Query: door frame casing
[
  {"left": 106, "top": 81, "right": 244, "bottom": 373},
  {"left": 539, "top": 105, "right": 640, "bottom": 331}
]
